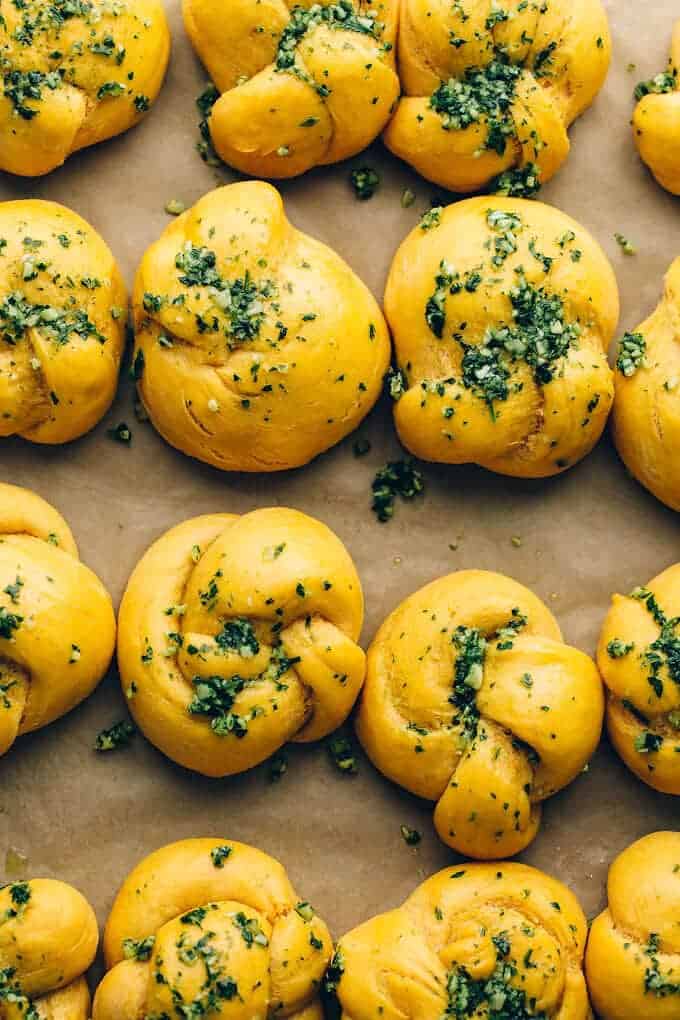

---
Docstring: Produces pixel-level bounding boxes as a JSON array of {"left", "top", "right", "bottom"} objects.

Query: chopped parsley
[
  {"left": 634, "top": 731, "right": 663, "bottom": 754},
  {"left": 400, "top": 825, "right": 422, "bottom": 846},
  {"left": 635, "top": 71, "right": 677, "bottom": 101},
  {"left": 94, "top": 719, "right": 135, "bottom": 751},
  {"left": 350, "top": 166, "right": 380, "bottom": 200},
  {"left": 430, "top": 59, "right": 522, "bottom": 155},
  {"left": 107, "top": 422, "right": 132, "bottom": 444},
  {"left": 630, "top": 587, "right": 680, "bottom": 699},
  {"left": 425, "top": 260, "right": 483, "bottom": 338},
  {"left": 210, "top": 844, "right": 232, "bottom": 868},
  {"left": 645, "top": 933, "right": 680, "bottom": 997},
  {"left": 3, "top": 68, "right": 62, "bottom": 120},
  {"left": 616, "top": 332, "right": 646, "bottom": 377},
  {"left": 420, "top": 207, "right": 442, "bottom": 231},
  {"left": 174, "top": 244, "right": 276, "bottom": 347},
  {"left": 123, "top": 935, "right": 155, "bottom": 961},
  {"left": 0, "top": 967, "right": 38, "bottom": 1020},
  {"left": 615, "top": 233, "right": 637, "bottom": 256},
  {"left": 327, "top": 732, "right": 358, "bottom": 774},
  {"left": 459, "top": 269, "right": 580, "bottom": 416},
  {"left": 443, "top": 933, "right": 549, "bottom": 1019},
  {"left": 0, "top": 291, "right": 104, "bottom": 346},
  {"left": 275, "top": 0, "right": 380, "bottom": 74},
  {"left": 0, "top": 606, "right": 22, "bottom": 639},
  {"left": 607, "top": 638, "right": 635, "bottom": 659},
  {"left": 492, "top": 162, "right": 542, "bottom": 199},
  {"left": 371, "top": 459, "right": 425, "bottom": 522}
]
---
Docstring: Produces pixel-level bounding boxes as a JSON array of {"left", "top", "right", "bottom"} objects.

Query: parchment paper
[{"left": 1, "top": 0, "right": 679, "bottom": 993}]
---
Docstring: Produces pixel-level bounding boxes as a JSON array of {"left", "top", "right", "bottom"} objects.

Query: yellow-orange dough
[
  {"left": 384, "top": 0, "right": 610, "bottom": 194},
  {"left": 0, "top": 878, "right": 98, "bottom": 1019},
  {"left": 597, "top": 564, "right": 680, "bottom": 796},
  {"left": 0, "top": 0, "right": 170, "bottom": 177},
  {"left": 0, "top": 200, "right": 127, "bottom": 444},
  {"left": 633, "top": 22, "right": 680, "bottom": 196},
  {"left": 132, "top": 182, "right": 391, "bottom": 471},
  {"left": 183, "top": 0, "right": 399, "bottom": 179},
  {"left": 117, "top": 507, "right": 365, "bottom": 776},
  {"left": 92, "top": 838, "right": 331, "bottom": 1020},
  {"left": 0, "top": 483, "right": 116, "bottom": 758},
  {"left": 335, "top": 860, "right": 591, "bottom": 1019},
  {"left": 586, "top": 832, "right": 680, "bottom": 1020},
  {"left": 385, "top": 197, "right": 619, "bottom": 479},
  {"left": 357, "top": 569, "right": 604, "bottom": 859},
  {"left": 612, "top": 258, "right": 680, "bottom": 512}
]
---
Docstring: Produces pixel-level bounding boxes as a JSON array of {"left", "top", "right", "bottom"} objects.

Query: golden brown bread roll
[
  {"left": 93, "top": 838, "right": 331, "bottom": 1020},
  {"left": 357, "top": 569, "right": 604, "bottom": 859}
]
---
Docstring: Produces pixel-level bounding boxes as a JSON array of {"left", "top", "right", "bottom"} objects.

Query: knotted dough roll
[
  {"left": 0, "top": 199, "right": 127, "bottom": 444},
  {"left": 357, "top": 569, "right": 604, "bottom": 859},
  {"left": 93, "top": 838, "right": 332, "bottom": 1020},
  {"left": 586, "top": 831, "right": 680, "bottom": 1020},
  {"left": 0, "top": 0, "right": 170, "bottom": 177},
  {"left": 132, "top": 181, "right": 390, "bottom": 471},
  {"left": 597, "top": 564, "right": 680, "bottom": 795},
  {"left": 183, "top": 0, "right": 399, "bottom": 178},
  {"left": 118, "top": 507, "right": 365, "bottom": 776},
  {"left": 0, "top": 878, "right": 98, "bottom": 1019},
  {"left": 333, "top": 860, "right": 591, "bottom": 1019},
  {"left": 384, "top": 0, "right": 610, "bottom": 194},
  {"left": 0, "top": 483, "right": 116, "bottom": 758},
  {"left": 385, "top": 196, "right": 618, "bottom": 478}
]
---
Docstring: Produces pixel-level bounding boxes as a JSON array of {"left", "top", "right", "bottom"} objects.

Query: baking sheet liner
[{"left": 0, "top": 0, "right": 678, "bottom": 990}]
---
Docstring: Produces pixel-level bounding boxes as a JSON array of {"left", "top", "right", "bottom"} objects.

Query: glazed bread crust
[
  {"left": 93, "top": 838, "right": 331, "bottom": 1020},
  {"left": 118, "top": 507, "right": 365, "bottom": 776},
  {"left": 183, "top": 0, "right": 399, "bottom": 178},
  {"left": 132, "top": 182, "right": 391, "bottom": 472},
  {"left": 385, "top": 197, "right": 619, "bottom": 479},
  {"left": 357, "top": 569, "right": 604, "bottom": 859},
  {"left": 0, "top": 483, "right": 116, "bottom": 757},
  {"left": 586, "top": 832, "right": 680, "bottom": 1020},
  {"left": 0, "top": 878, "right": 98, "bottom": 1019},
  {"left": 335, "top": 861, "right": 591, "bottom": 1020},
  {"left": 384, "top": 0, "right": 610, "bottom": 193},
  {"left": 612, "top": 258, "right": 680, "bottom": 512},
  {"left": 0, "top": 200, "right": 127, "bottom": 444},
  {"left": 597, "top": 564, "right": 680, "bottom": 795},
  {"left": 633, "top": 22, "right": 680, "bottom": 196},
  {"left": 0, "top": 0, "right": 170, "bottom": 177}
]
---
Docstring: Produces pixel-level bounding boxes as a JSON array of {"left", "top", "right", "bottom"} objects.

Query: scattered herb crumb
[
  {"left": 615, "top": 233, "right": 637, "bottom": 255},
  {"left": 400, "top": 825, "right": 422, "bottom": 846},
  {"left": 107, "top": 422, "right": 132, "bottom": 444},
  {"left": 94, "top": 719, "right": 135, "bottom": 752},
  {"left": 350, "top": 167, "right": 380, "bottom": 200},
  {"left": 327, "top": 732, "right": 358, "bottom": 774},
  {"left": 165, "top": 199, "right": 186, "bottom": 216},
  {"left": 371, "top": 459, "right": 425, "bottom": 522}
]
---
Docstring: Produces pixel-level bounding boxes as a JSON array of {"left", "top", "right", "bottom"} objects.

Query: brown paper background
[{"left": 1, "top": 0, "right": 679, "bottom": 996}]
